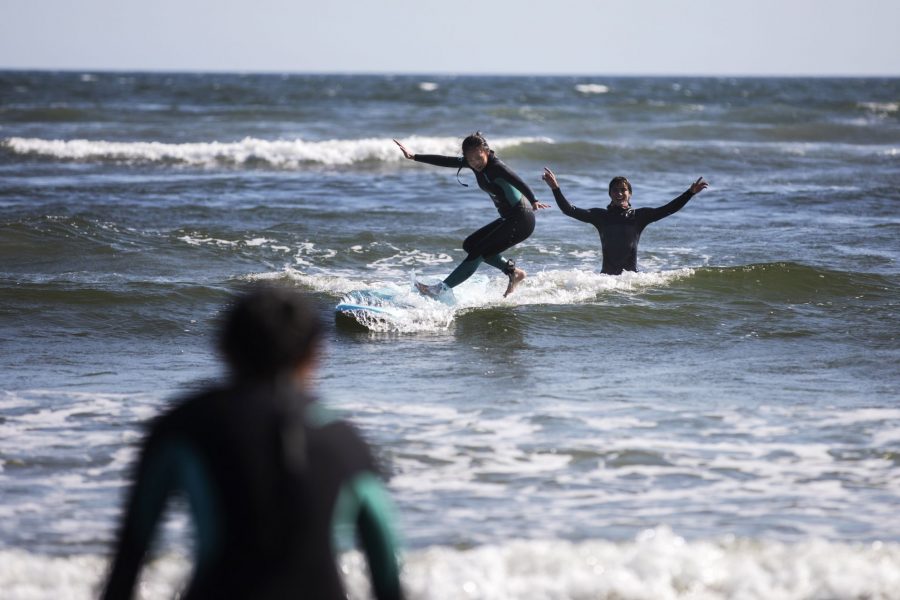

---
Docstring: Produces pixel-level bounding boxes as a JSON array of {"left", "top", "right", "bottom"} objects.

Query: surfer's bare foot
[
  {"left": 415, "top": 281, "right": 441, "bottom": 298},
  {"left": 503, "top": 268, "right": 526, "bottom": 297}
]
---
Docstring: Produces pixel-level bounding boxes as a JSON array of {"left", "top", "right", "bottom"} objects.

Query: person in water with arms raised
[
  {"left": 102, "top": 284, "right": 405, "bottom": 600},
  {"left": 541, "top": 167, "right": 709, "bottom": 275},
  {"left": 394, "top": 133, "right": 549, "bottom": 297}
]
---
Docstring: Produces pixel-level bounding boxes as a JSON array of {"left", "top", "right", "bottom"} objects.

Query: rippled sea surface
[{"left": 1, "top": 72, "right": 899, "bottom": 598}]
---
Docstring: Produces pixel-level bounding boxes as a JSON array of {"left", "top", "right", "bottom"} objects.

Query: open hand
[
  {"left": 393, "top": 139, "right": 414, "bottom": 160},
  {"left": 690, "top": 177, "right": 709, "bottom": 194},
  {"left": 542, "top": 167, "right": 560, "bottom": 190}
]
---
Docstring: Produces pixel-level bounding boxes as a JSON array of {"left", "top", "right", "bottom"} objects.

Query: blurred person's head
[{"left": 218, "top": 284, "right": 323, "bottom": 382}]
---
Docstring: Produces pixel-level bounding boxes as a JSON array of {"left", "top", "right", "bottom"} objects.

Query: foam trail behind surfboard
[{"left": 256, "top": 267, "right": 695, "bottom": 333}]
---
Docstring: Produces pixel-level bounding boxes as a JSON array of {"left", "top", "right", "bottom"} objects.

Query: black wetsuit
[
  {"left": 102, "top": 383, "right": 403, "bottom": 600},
  {"left": 414, "top": 151, "right": 537, "bottom": 287},
  {"left": 552, "top": 187, "right": 696, "bottom": 275}
]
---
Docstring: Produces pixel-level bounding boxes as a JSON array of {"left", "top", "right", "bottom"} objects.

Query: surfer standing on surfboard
[
  {"left": 541, "top": 167, "right": 709, "bottom": 275},
  {"left": 394, "top": 133, "right": 549, "bottom": 297}
]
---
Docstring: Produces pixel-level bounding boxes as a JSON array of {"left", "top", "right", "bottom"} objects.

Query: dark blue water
[{"left": 1, "top": 71, "right": 898, "bottom": 598}]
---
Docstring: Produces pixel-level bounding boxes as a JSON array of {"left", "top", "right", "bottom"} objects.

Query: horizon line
[{"left": 2, "top": 66, "right": 899, "bottom": 79}]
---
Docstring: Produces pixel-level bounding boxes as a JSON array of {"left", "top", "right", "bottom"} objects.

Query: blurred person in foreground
[{"left": 102, "top": 284, "right": 404, "bottom": 599}]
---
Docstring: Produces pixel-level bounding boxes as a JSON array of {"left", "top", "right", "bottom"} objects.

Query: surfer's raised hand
[
  {"left": 393, "top": 139, "right": 414, "bottom": 160},
  {"left": 690, "top": 177, "right": 709, "bottom": 194},
  {"left": 542, "top": 167, "right": 560, "bottom": 190}
]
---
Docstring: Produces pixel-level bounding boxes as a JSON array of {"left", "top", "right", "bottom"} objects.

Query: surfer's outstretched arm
[
  {"left": 393, "top": 138, "right": 462, "bottom": 168},
  {"left": 542, "top": 167, "right": 594, "bottom": 223},
  {"left": 643, "top": 177, "right": 709, "bottom": 224}
]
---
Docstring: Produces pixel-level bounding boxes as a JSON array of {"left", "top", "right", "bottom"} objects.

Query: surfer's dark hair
[
  {"left": 462, "top": 131, "right": 490, "bottom": 154},
  {"left": 219, "top": 284, "right": 323, "bottom": 380},
  {"left": 609, "top": 176, "right": 632, "bottom": 194}
]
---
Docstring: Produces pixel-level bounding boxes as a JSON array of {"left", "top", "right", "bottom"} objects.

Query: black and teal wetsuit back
[
  {"left": 552, "top": 187, "right": 696, "bottom": 275},
  {"left": 102, "top": 384, "right": 403, "bottom": 600}
]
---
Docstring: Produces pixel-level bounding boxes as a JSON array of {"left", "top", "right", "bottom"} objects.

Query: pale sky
[{"left": 1, "top": 0, "right": 898, "bottom": 76}]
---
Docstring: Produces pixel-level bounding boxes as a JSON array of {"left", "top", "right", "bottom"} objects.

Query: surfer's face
[
  {"left": 464, "top": 147, "right": 489, "bottom": 171},
  {"left": 609, "top": 182, "right": 632, "bottom": 208}
]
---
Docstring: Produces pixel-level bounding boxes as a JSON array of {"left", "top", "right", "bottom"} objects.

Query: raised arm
[
  {"left": 542, "top": 167, "right": 594, "bottom": 223},
  {"left": 642, "top": 177, "right": 708, "bottom": 225},
  {"left": 393, "top": 138, "right": 463, "bottom": 168}
]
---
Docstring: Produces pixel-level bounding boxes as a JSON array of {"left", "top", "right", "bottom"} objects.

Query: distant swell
[
  {"left": 689, "top": 262, "right": 897, "bottom": 299},
  {"left": 1, "top": 135, "right": 550, "bottom": 168}
]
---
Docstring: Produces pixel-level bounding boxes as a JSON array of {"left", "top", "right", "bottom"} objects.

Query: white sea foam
[
  {"left": 2, "top": 135, "right": 550, "bottom": 168},
  {"left": 418, "top": 82, "right": 439, "bottom": 92},
  {"left": 335, "top": 385, "right": 900, "bottom": 544},
  {"left": 178, "top": 234, "right": 238, "bottom": 247},
  {"left": 859, "top": 101, "right": 899, "bottom": 115},
  {"left": 263, "top": 265, "right": 693, "bottom": 332},
  {"left": 0, "top": 390, "right": 162, "bottom": 547},
  {"left": 575, "top": 83, "right": 610, "bottom": 95},
  {"left": 3, "top": 530, "right": 899, "bottom": 600},
  {"left": 178, "top": 235, "right": 327, "bottom": 264},
  {"left": 367, "top": 248, "right": 456, "bottom": 271},
  {"left": 244, "top": 237, "right": 275, "bottom": 247},
  {"left": 244, "top": 266, "right": 364, "bottom": 295}
]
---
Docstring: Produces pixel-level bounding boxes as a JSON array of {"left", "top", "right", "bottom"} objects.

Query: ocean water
[{"left": 1, "top": 71, "right": 899, "bottom": 599}]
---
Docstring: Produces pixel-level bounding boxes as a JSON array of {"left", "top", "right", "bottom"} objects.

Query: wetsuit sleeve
[
  {"left": 333, "top": 472, "right": 405, "bottom": 600},
  {"left": 494, "top": 161, "right": 538, "bottom": 204},
  {"left": 641, "top": 189, "right": 695, "bottom": 225},
  {"left": 101, "top": 436, "right": 176, "bottom": 600},
  {"left": 413, "top": 154, "right": 466, "bottom": 168},
  {"left": 355, "top": 473, "right": 405, "bottom": 600},
  {"left": 552, "top": 187, "right": 596, "bottom": 223}
]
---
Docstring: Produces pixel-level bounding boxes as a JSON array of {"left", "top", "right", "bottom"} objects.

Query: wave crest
[
  {"left": 1, "top": 135, "right": 550, "bottom": 168},
  {"left": 574, "top": 83, "right": 610, "bottom": 95}
]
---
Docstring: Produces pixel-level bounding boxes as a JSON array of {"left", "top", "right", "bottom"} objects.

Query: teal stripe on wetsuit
[
  {"left": 444, "top": 249, "right": 512, "bottom": 287},
  {"left": 333, "top": 472, "right": 404, "bottom": 600},
  {"left": 444, "top": 257, "right": 504, "bottom": 288},
  {"left": 172, "top": 442, "right": 222, "bottom": 570},
  {"left": 102, "top": 436, "right": 223, "bottom": 600},
  {"left": 125, "top": 440, "right": 225, "bottom": 569},
  {"left": 492, "top": 176, "right": 525, "bottom": 207},
  {"left": 311, "top": 401, "right": 403, "bottom": 599}
]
